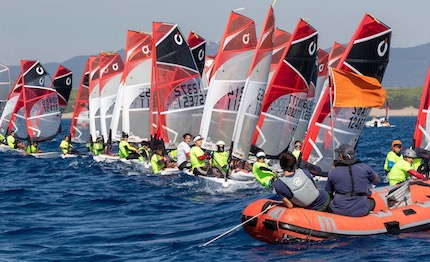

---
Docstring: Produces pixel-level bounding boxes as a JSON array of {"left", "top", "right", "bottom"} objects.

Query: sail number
[
  {"left": 41, "top": 96, "right": 59, "bottom": 112},
  {"left": 170, "top": 83, "right": 205, "bottom": 109},
  {"left": 137, "top": 89, "right": 151, "bottom": 108},
  {"left": 226, "top": 86, "right": 244, "bottom": 111},
  {"left": 347, "top": 107, "right": 370, "bottom": 129},
  {"left": 268, "top": 95, "right": 305, "bottom": 119}
]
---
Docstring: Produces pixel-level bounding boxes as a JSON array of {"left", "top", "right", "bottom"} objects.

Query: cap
[
  {"left": 256, "top": 151, "right": 266, "bottom": 158},
  {"left": 335, "top": 144, "right": 355, "bottom": 159},
  {"left": 404, "top": 148, "right": 417, "bottom": 158},
  {"left": 122, "top": 132, "right": 129, "bottom": 138},
  {"left": 392, "top": 140, "right": 402, "bottom": 150},
  {"left": 193, "top": 135, "right": 204, "bottom": 143},
  {"left": 216, "top": 140, "right": 225, "bottom": 146}
]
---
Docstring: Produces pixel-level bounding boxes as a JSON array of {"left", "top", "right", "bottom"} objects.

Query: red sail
[
  {"left": 70, "top": 58, "right": 91, "bottom": 143},
  {"left": 413, "top": 67, "right": 430, "bottom": 149},
  {"left": 51, "top": 65, "right": 73, "bottom": 113}
]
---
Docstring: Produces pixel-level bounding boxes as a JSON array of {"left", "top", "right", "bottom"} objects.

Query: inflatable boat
[{"left": 242, "top": 180, "right": 430, "bottom": 243}]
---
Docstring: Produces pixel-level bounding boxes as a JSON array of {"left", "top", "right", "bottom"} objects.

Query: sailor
[
  {"left": 189, "top": 135, "right": 211, "bottom": 176},
  {"left": 59, "top": 135, "right": 79, "bottom": 154},
  {"left": 26, "top": 141, "right": 42, "bottom": 155},
  {"left": 384, "top": 140, "right": 403, "bottom": 174},
  {"left": 291, "top": 140, "right": 302, "bottom": 160},
  {"left": 388, "top": 148, "right": 425, "bottom": 186},
  {"left": 151, "top": 146, "right": 168, "bottom": 173},
  {"left": 272, "top": 152, "right": 330, "bottom": 211},
  {"left": 93, "top": 136, "right": 105, "bottom": 156},
  {"left": 138, "top": 141, "right": 150, "bottom": 160},
  {"left": 212, "top": 140, "right": 229, "bottom": 173},
  {"left": 325, "top": 144, "right": 379, "bottom": 217},
  {"left": 118, "top": 132, "right": 140, "bottom": 160},
  {"left": 0, "top": 129, "right": 6, "bottom": 144},
  {"left": 7, "top": 130, "right": 25, "bottom": 150},
  {"left": 252, "top": 151, "right": 277, "bottom": 188},
  {"left": 177, "top": 133, "right": 192, "bottom": 170}
]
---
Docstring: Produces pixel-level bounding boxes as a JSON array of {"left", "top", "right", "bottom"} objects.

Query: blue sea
[{"left": 1, "top": 117, "right": 429, "bottom": 261}]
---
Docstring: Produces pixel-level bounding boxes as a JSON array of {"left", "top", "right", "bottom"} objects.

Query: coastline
[
  {"left": 61, "top": 107, "right": 419, "bottom": 119},
  {"left": 370, "top": 106, "right": 418, "bottom": 117}
]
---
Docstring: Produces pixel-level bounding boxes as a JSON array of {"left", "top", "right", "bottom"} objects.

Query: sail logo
[
  {"left": 198, "top": 49, "right": 205, "bottom": 61},
  {"left": 36, "top": 66, "right": 44, "bottom": 75},
  {"left": 66, "top": 77, "right": 72, "bottom": 86},
  {"left": 308, "top": 41, "right": 316, "bottom": 56},
  {"left": 377, "top": 39, "right": 388, "bottom": 57},
  {"left": 112, "top": 63, "right": 119, "bottom": 71},
  {"left": 242, "top": 34, "right": 250, "bottom": 45},
  {"left": 319, "top": 63, "right": 325, "bottom": 73},
  {"left": 174, "top": 33, "right": 183, "bottom": 45},
  {"left": 293, "top": 177, "right": 303, "bottom": 187},
  {"left": 142, "top": 45, "right": 150, "bottom": 55}
]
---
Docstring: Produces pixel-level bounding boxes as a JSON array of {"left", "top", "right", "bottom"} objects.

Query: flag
[{"left": 331, "top": 68, "right": 386, "bottom": 108}]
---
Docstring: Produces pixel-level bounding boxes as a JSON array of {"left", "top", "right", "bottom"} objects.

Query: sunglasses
[
  {"left": 394, "top": 144, "right": 402, "bottom": 148},
  {"left": 295, "top": 145, "right": 301, "bottom": 148}
]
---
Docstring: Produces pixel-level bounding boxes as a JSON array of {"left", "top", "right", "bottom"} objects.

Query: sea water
[{"left": 0, "top": 117, "right": 429, "bottom": 261}]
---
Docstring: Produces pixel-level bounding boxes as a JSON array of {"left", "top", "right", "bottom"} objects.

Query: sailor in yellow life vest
[
  {"left": 92, "top": 136, "right": 105, "bottom": 156},
  {"left": 7, "top": 130, "right": 25, "bottom": 150},
  {"left": 26, "top": 141, "right": 42, "bottom": 155},
  {"left": 0, "top": 129, "right": 6, "bottom": 144},
  {"left": 384, "top": 140, "right": 403, "bottom": 174},
  {"left": 190, "top": 135, "right": 211, "bottom": 176},
  {"left": 118, "top": 132, "right": 141, "bottom": 160},
  {"left": 151, "top": 146, "right": 168, "bottom": 173},
  {"left": 212, "top": 140, "right": 229, "bottom": 173},
  {"left": 292, "top": 140, "right": 302, "bottom": 160},
  {"left": 59, "top": 135, "right": 80, "bottom": 155},
  {"left": 138, "top": 141, "right": 150, "bottom": 161},
  {"left": 388, "top": 148, "right": 425, "bottom": 186},
  {"left": 252, "top": 151, "right": 277, "bottom": 188}
]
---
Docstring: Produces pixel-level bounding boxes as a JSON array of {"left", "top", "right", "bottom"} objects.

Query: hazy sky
[{"left": 1, "top": 0, "right": 429, "bottom": 65}]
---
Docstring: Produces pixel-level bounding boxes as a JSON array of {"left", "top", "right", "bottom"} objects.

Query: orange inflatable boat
[{"left": 242, "top": 180, "right": 430, "bottom": 243}]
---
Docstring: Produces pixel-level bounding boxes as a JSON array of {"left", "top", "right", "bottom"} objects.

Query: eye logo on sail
[
  {"left": 174, "top": 33, "right": 183, "bottom": 45},
  {"left": 36, "top": 66, "right": 44, "bottom": 75},
  {"left": 66, "top": 77, "right": 72, "bottom": 86},
  {"left": 377, "top": 38, "right": 389, "bottom": 57},
  {"left": 242, "top": 34, "right": 250, "bottom": 45},
  {"left": 198, "top": 49, "right": 205, "bottom": 61},
  {"left": 308, "top": 41, "right": 316, "bottom": 56},
  {"left": 142, "top": 45, "right": 150, "bottom": 55},
  {"left": 319, "top": 63, "right": 325, "bottom": 73},
  {"left": 112, "top": 63, "right": 119, "bottom": 71}
]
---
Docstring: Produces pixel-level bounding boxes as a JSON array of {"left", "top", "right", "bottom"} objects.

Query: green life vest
[
  {"left": 151, "top": 154, "right": 165, "bottom": 173},
  {"left": 388, "top": 158, "right": 413, "bottom": 186},
  {"left": 384, "top": 151, "right": 403, "bottom": 172},
  {"left": 119, "top": 140, "right": 137, "bottom": 158},
  {"left": 252, "top": 161, "right": 276, "bottom": 188},
  {"left": 93, "top": 142, "right": 104, "bottom": 156},
  {"left": 7, "top": 135, "right": 15, "bottom": 149},
  {"left": 60, "top": 140, "right": 72, "bottom": 154},
  {"left": 213, "top": 151, "right": 229, "bottom": 172},
  {"left": 190, "top": 146, "right": 205, "bottom": 170},
  {"left": 26, "top": 145, "right": 38, "bottom": 155}
]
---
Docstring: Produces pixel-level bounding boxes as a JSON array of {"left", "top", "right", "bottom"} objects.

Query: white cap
[
  {"left": 193, "top": 135, "right": 204, "bottom": 143},
  {"left": 216, "top": 140, "right": 225, "bottom": 146},
  {"left": 256, "top": 151, "right": 266, "bottom": 158}
]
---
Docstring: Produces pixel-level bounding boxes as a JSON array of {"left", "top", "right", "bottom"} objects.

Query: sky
[{"left": 1, "top": 0, "right": 429, "bottom": 66}]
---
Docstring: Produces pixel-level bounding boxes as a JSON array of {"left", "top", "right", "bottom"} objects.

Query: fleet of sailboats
[{"left": 0, "top": 8, "right": 426, "bottom": 188}]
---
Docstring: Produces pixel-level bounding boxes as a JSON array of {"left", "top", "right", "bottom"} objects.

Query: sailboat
[
  {"left": 151, "top": 22, "right": 205, "bottom": 147},
  {"left": 301, "top": 13, "right": 392, "bottom": 173},
  {"left": 88, "top": 56, "right": 101, "bottom": 144},
  {"left": 70, "top": 57, "right": 91, "bottom": 143},
  {"left": 8, "top": 60, "right": 62, "bottom": 158},
  {"left": 199, "top": 11, "right": 257, "bottom": 151},
  {"left": 111, "top": 30, "right": 153, "bottom": 143},
  {"left": 365, "top": 100, "right": 392, "bottom": 127},
  {"left": 252, "top": 18, "right": 318, "bottom": 158}
]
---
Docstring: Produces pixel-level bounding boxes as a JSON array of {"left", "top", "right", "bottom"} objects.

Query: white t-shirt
[{"left": 177, "top": 141, "right": 191, "bottom": 165}]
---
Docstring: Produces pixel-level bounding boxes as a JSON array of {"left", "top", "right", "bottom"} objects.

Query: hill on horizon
[{"left": 5, "top": 42, "right": 430, "bottom": 89}]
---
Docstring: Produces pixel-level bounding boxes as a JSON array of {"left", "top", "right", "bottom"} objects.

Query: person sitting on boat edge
[
  {"left": 59, "top": 135, "right": 80, "bottom": 155},
  {"left": 177, "top": 133, "right": 192, "bottom": 170},
  {"left": 252, "top": 151, "right": 277, "bottom": 189},
  {"left": 387, "top": 148, "right": 425, "bottom": 186},
  {"left": 212, "top": 140, "right": 229, "bottom": 173},
  {"left": 272, "top": 152, "right": 330, "bottom": 211},
  {"left": 7, "top": 130, "right": 25, "bottom": 150},
  {"left": 292, "top": 140, "right": 302, "bottom": 160},
  {"left": 138, "top": 141, "right": 150, "bottom": 161},
  {"left": 325, "top": 144, "right": 379, "bottom": 217},
  {"left": 384, "top": 140, "right": 403, "bottom": 174},
  {"left": 118, "top": 132, "right": 142, "bottom": 161},
  {"left": 190, "top": 135, "right": 211, "bottom": 176},
  {"left": 26, "top": 141, "right": 42, "bottom": 155}
]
